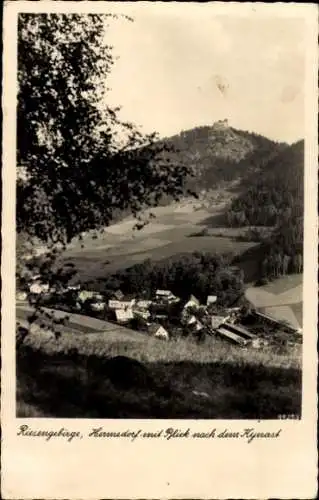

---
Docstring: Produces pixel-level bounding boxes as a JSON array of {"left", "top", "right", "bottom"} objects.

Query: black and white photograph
[{"left": 15, "top": 5, "right": 309, "bottom": 421}]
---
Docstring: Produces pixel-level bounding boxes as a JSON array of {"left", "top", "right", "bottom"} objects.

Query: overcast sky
[{"left": 104, "top": 8, "right": 305, "bottom": 144}]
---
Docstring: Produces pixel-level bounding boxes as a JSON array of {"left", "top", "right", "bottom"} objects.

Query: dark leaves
[
  {"left": 18, "top": 13, "right": 191, "bottom": 246},
  {"left": 16, "top": 13, "right": 194, "bottom": 337}
]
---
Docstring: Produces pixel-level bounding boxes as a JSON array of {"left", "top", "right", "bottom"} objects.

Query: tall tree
[
  {"left": 16, "top": 13, "right": 193, "bottom": 336},
  {"left": 17, "top": 13, "right": 192, "bottom": 246}
]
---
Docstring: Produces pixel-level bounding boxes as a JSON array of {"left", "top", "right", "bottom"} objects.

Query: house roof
[
  {"left": 115, "top": 309, "right": 133, "bottom": 321},
  {"left": 136, "top": 299, "right": 152, "bottom": 307},
  {"left": 29, "top": 283, "right": 49, "bottom": 293},
  {"left": 108, "top": 299, "right": 135, "bottom": 309},
  {"left": 187, "top": 315, "right": 197, "bottom": 325},
  {"left": 151, "top": 303, "right": 169, "bottom": 312},
  {"left": 194, "top": 320, "right": 204, "bottom": 331},
  {"left": 91, "top": 293, "right": 104, "bottom": 300},
  {"left": 156, "top": 289, "right": 175, "bottom": 296},
  {"left": 207, "top": 295, "right": 217, "bottom": 304},
  {"left": 183, "top": 295, "right": 200, "bottom": 308},
  {"left": 189, "top": 294, "right": 199, "bottom": 303},
  {"left": 148, "top": 323, "right": 168, "bottom": 335},
  {"left": 133, "top": 309, "right": 150, "bottom": 318},
  {"left": 109, "top": 297, "right": 135, "bottom": 305}
]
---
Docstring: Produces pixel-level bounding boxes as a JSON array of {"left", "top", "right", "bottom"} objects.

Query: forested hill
[
  {"left": 227, "top": 140, "right": 304, "bottom": 227},
  {"left": 229, "top": 140, "right": 304, "bottom": 280},
  {"left": 158, "top": 120, "right": 287, "bottom": 191}
]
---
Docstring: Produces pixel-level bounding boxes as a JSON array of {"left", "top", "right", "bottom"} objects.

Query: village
[{"left": 17, "top": 275, "right": 303, "bottom": 349}]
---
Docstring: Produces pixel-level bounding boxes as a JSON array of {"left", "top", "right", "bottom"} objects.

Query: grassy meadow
[
  {"left": 60, "top": 198, "right": 259, "bottom": 282},
  {"left": 244, "top": 273, "right": 303, "bottom": 329},
  {"left": 17, "top": 323, "right": 302, "bottom": 419},
  {"left": 261, "top": 273, "right": 302, "bottom": 295}
]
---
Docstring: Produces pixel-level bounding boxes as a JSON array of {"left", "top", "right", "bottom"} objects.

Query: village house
[
  {"left": 155, "top": 289, "right": 179, "bottom": 303},
  {"left": 184, "top": 315, "right": 205, "bottom": 336},
  {"left": 115, "top": 308, "right": 134, "bottom": 324},
  {"left": 225, "top": 307, "right": 241, "bottom": 313},
  {"left": 148, "top": 323, "right": 169, "bottom": 340},
  {"left": 31, "top": 274, "right": 41, "bottom": 281},
  {"left": 135, "top": 299, "right": 152, "bottom": 309},
  {"left": 183, "top": 294, "right": 200, "bottom": 311},
  {"left": 154, "top": 313, "right": 169, "bottom": 320},
  {"left": 150, "top": 302, "right": 170, "bottom": 320},
  {"left": 29, "top": 281, "right": 50, "bottom": 295},
  {"left": 207, "top": 295, "right": 217, "bottom": 306},
  {"left": 187, "top": 315, "right": 198, "bottom": 326},
  {"left": 108, "top": 298, "right": 136, "bottom": 310},
  {"left": 16, "top": 291, "right": 28, "bottom": 301},
  {"left": 133, "top": 308, "right": 151, "bottom": 321},
  {"left": 189, "top": 317, "right": 204, "bottom": 332},
  {"left": 90, "top": 301, "right": 106, "bottom": 312},
  {"left": 78, "top": 290, "right": 99, "bottom": 303},
  {"left": 181, "top": 295, "right": 200, "bottom": 322}
]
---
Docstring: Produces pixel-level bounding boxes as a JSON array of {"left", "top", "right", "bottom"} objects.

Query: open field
[
  {"left": 17, "top": 307, "right": 302, "bottom": 419},
  {"left": 245, "top": 274, "right": 303, "bottom": 330},
  {"left": 291, "top": 303, "right": 303, "bottom": 328},
  {"left": 261, "top": 274, "right": 303, "bottom": 295},
  {"left": 262, "top": 306, "right": 301, "bottom": 331},
  {"left": 61, "top": 198, "right": 259, "bottom": 282},
  {"left": 63, "top": 237, "right": 257, "bottom": 282}
]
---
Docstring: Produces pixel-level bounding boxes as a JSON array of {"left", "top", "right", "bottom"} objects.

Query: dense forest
[
  {"left": 256, "top": 216, "right": 303, "bottom": 282},
  {"left": 227, "top": 141, "right": 304, "bottom": 227},
  {"left": 228, "top": 140, "right": 304, "bottom": 283}
]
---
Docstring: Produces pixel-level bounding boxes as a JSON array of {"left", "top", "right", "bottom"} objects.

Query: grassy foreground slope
[{"left": 17, "top": 327, "right": 302, "bottom": 419}]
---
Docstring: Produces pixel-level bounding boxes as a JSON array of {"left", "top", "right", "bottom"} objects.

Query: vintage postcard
[{"left": 1, "top": 1, "right": 318, "bottom": 498}]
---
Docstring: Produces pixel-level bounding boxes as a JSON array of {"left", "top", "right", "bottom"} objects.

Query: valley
[{"left": 62, "top": 195, "right": 259, "bottom": 282}]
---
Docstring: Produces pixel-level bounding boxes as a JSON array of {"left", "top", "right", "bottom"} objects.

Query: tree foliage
[
  {"left": 226, "top": 140, "right": 304, "bottom": 281},
  {"left": 227, "top": 141, "right": 304, "bottom": 228},
  {"left": 16, "top": 13, "right": 195, "bottom": 342},
  {"left": 17, "top": 13, "right": 191, "bottom": 246}
]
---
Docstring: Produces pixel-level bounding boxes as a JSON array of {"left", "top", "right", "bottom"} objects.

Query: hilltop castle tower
[{"left": 213, "top": 119, "right": 229, "bottom": 131}]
